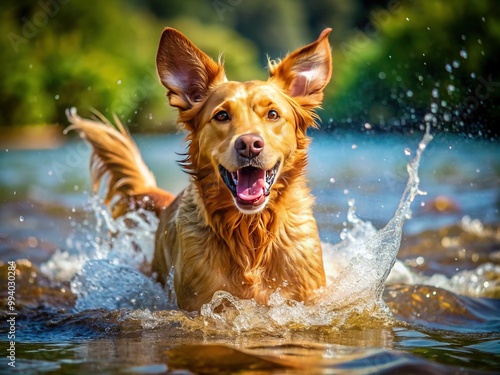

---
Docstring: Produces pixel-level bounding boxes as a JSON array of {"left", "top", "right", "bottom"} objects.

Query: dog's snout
[{"left": 235, "top": 134, "right": 264, "bottom": 159}]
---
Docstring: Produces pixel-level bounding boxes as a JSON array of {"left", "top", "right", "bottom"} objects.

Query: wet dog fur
[{"left": 67, "top": 27, "right": 332, "bottom": 311}]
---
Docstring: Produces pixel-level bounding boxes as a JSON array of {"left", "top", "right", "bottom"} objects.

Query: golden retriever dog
[{"left": 67, "top": 27, "right": 332, "bottom": 311}]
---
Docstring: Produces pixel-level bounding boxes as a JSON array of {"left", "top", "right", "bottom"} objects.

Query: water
[{"left": 0, "top": 129, "right": 499, "bottom": 374}]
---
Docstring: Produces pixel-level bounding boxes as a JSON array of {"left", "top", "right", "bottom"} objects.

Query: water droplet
[
  {"left": 461, "top": 34, "right": 466, "bottom": 41},
  {"left": 460, "top": 50, "right": 468, "bottom": 59},
  {"left": 405, "top": 17, "right": 410, "bottom": 21},
  {"left": 74, "top": 185, "right": 79, "bottom": 191},
  {"left": 481, "top": 17, "right": 485, "bottom": 22},
  {"left": 404, "top": 148, "right": 411, "bottom": 156},
  {"left": 445, "top": 64, "right": 453, "bottom": 73},
  {"left": 447, "top": 84, "right": 456, "bottom": 92},
  {"left": 441, "top": 100, "right": 447, "bottom": 107},
  {"left": 406, "top": 90, "right": 413, "bottom": 98},
  {"left": 48, "top": 170, "right": 53, "bottom": 176},
  {"left": 452, "top": 60, "right": 460, "bottom": 68},
  {"left": 329, "top": 177, "right": 336, "bottom": 184},
  {"left": 378, "top": 72, "right": 386, "bottom": 79},
  {"left": 343, "top": 189, "right": 349, "bottom": 195},
  {"left": 477, "top": 39, "right": 482, "bottom": 45},
  {"left": 54, "top": 94, "right": 60, "bottom": 100},
  {"left": 471, "top": 72, "right": 476, "bottom": 79},
  {"left": 19, "top": 216, "right": 25, "bottom": 222},
  {"left": 430, "top": 102, "right": 438, "bottom": 113},
  {"left": 117, "top": 80, "right": 122, "bottom": 85},
  {"left": 351, "top": 144, "right": 357, "bottom": 150},
  {"left": 443, "top": 112, "right": 452, "bottom": 122},
  {"left": 28, "top": 236, "right": 38, "bottom": 247},
  {"left": 364, "top": 123, "right": 372, "bottom": 130},
  {"left": 431, "top": 88, "right": 439, "bottom": 98},
  {"left": 424, "top": 113, "right": 436, "bottom": 123}
]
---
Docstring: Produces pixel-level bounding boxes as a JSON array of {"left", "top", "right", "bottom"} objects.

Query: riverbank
[{"left": 0, "top": 125, "right": 66, "bottom": 150}]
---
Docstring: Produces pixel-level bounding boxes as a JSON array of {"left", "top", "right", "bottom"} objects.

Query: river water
[{"left": 0, "top": 128, "right": 499, "bottom": 374}]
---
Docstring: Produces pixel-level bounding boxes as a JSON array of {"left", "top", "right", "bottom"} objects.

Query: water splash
[
  {"left": 200, "top": 126, "right": 433, "bottom": 333},
  {"left": 72, "top": 259, "right": 168, "bottom": 311},
  {"left": 42, "top": 127, "right": 433, "bottom": 333},
  {"left": 41, "top": 195, "right": 169, "bottom": 311}
]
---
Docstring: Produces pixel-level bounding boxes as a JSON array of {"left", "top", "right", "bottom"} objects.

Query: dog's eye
[
  {"left": 267, "top": 110, "right": 280, "bottom": 121},
  {"left": 214, "top": 111, "right": 230, "bottom": 122}
]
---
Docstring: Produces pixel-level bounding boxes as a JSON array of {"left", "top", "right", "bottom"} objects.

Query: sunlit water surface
[{"left": 0, "top": 129, "right": 499, "bottom": 374}]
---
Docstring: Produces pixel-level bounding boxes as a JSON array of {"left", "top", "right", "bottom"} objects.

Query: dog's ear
[
  {"left": 268, "top": 28, "right": 332, "bottom": 109},
  {"left": 156, "top": 28, "right": 226, "bottom": 111}
]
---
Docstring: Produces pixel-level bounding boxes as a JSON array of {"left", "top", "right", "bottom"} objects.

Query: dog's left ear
[{"left": 269, "top": 28, "right": 332, "bottom": 109}]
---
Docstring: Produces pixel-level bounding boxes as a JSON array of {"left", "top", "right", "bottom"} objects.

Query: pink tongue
[{"left": 237, "top": 168, "right": 266, "bottom": 201}]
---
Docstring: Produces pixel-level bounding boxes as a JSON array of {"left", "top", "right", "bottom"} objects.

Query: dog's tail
[{"left": 65, "top": 108, "right": 175, "bottom": 218}]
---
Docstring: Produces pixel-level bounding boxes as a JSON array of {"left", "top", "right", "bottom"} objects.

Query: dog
[{"left": 67, "top": 27, "right": 332, "bottom": 311}]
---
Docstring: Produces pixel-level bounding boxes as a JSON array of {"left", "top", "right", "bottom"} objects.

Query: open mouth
[{"left": 219, "top": 161, "right": 280, "bottom": 212}]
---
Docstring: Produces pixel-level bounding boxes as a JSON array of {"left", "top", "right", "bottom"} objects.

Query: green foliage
[
  {"left": 1, "top": 0, "right": 498, "bottom": 137},
  {"left": 327, "top": 0, "right": 500, "bottom": 137},
  {"left": 0, "top": 0, "right": 261, "bottom": 131},
  {"left": 1, "top": 0, "right": 158, "bottom": 128}
]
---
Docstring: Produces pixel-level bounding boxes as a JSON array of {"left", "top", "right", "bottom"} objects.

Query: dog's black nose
[{"left": 235, "top": 134, "right": 264, "bottom": 159}]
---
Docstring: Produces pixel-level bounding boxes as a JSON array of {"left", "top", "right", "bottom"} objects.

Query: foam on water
[
  {"left": 42, "top": 126, "right": 433, "bottom": 333},
  {"left": 388, "top": 260, "right": 500, "bottom": 298},
  {"left": 387, "top": 215, "right": 500, "bottom": 299}
]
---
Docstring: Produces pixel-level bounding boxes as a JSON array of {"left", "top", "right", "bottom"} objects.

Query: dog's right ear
[{"left": 156, "top": 28, "right": 226, "bottom": 111}]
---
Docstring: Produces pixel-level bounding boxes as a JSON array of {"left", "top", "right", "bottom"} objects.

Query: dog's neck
[{"left": 191, "top": 149, "right": 315, "bottom": 270}]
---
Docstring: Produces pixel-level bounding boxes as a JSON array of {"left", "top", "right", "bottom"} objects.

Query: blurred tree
[
  {"left": 0, "top": 0, "right": 261, "bottom": 132},
  {"left": 1, "top": 0, "right": 163, "bottom": 129},
  {"left": 326, "top": 0, "right": 500, "bottom": 138},
  {"left": 2, "top": 0, "right": 498, "bottom": 138}
]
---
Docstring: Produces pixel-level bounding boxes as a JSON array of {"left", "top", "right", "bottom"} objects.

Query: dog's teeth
[{"left": 266, "top": 170, "right": 274, "bottom": 184}]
